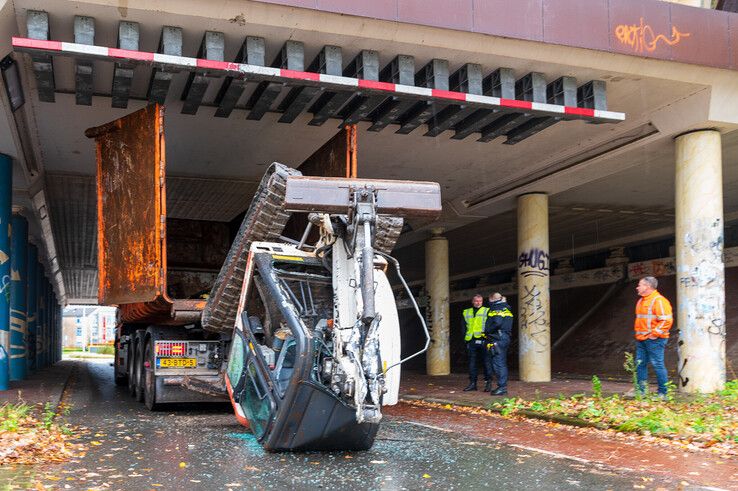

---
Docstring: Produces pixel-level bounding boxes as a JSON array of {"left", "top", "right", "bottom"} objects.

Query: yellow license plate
[{"left": 158, "top": 358, "right": 197, "bottom": 368}]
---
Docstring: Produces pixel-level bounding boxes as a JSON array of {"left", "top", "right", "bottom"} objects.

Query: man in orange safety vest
[{"left": 634, "top": 276, "right": 673, "bottom": 397}]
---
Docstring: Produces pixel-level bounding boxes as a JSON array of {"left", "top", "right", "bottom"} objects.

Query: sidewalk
[
  {"left": 399, "top": 371, "right": 632, "bottom": 408},
  {"left": 0, "top": 360, "right": 76, "bottom": 409}
]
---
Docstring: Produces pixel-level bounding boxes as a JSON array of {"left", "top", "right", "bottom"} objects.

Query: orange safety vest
[{"left": 634, "top": 290, "right": 673, "bottom": 340}]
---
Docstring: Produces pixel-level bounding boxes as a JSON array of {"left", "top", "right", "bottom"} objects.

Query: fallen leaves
[{"left": 0, "top": 402, "right": 84, "bottom": 465}]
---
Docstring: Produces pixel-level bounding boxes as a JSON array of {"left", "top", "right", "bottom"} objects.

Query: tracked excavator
[{"left": 88, "top": 105, "right": 441, "bottom": 451}]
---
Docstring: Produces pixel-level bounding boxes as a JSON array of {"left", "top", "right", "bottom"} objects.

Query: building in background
[{"left": 62, "top": 306, "right": 116, "bottom": 349}]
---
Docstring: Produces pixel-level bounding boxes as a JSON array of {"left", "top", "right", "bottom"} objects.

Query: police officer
[
  {"left": 462, "top": 294, "right": 493, "bottom": 392},
  {"left": 486, "top": 292, "right": 513, "bottom": 395}
]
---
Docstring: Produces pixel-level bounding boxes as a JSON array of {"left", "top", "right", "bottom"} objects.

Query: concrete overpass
[{"left": 1, "top": 0, "right": 737, "bottom": 392}]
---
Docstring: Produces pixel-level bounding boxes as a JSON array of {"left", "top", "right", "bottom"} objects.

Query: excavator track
[{"left": 202, "top": 162, "right": 404, "bottom": 333}]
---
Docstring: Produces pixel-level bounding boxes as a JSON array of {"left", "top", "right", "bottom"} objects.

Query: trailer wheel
[
  {"left": 113, "top": 336, "right": 127, "bottom": 386},
  {"left": 127, "top": 338, "right": 138, "bottom": 397},
  {"left": 134, "top": 333, "right": 145, "bottom": 402},
  {"left": 143, "top": 338, "right": 160, "bottom": 411}
]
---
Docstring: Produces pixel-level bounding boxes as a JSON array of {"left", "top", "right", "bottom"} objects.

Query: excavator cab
[
  {"left": 226, "top": 246, "right": 379, "bottom": 451},
  {"left": 222, "top": 167, "right": 442, "bottom": 452}
]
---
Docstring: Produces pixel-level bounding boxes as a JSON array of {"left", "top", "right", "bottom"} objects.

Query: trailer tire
[
  {"left": 113, "top": 336, "right": 127, "bottom": 386},
  {"left": 143, "top": 338, "right": 160, "bottom": 411},
  {"left": 134, "top": 333, "right": 145, "bottom": 402},
  {"left": 127, "top": 338, "right": 138, "bottom": 397}
]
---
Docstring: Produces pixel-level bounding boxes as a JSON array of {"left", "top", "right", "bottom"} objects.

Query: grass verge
[{"left": 489, "top": 377, "right": 738, "bottom": 455}]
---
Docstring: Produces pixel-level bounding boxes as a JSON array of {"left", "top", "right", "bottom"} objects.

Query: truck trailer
[{"left": 86, "top": 104, "right": 441, "bottom": 450}]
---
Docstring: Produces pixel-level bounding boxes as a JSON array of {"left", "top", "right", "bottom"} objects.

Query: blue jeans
[{"left": 635, "top": 338, "right": 669, "bottom": 395}]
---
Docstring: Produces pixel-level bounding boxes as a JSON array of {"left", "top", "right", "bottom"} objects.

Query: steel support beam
[
  {"left": 247, "top": 41, "right": 304, "bottom": 121},
  {"left": 13, "top": 37, "right": 625, "bottom": 126},
  {"left": 478, "top": 72, "right": 547, "bottom": 142},
  {"left": 26, "top": 244, "right": 37, "bottom": 374},
  {"left": 577, "top": 80, "right": 608, "bottom": 112},
  {"left": 73, "top": 16, "right": 95, "bottom": 106},
  {"left": 505, "top": 76, "right": 577, "bottom": 144},
  {"left": 0, "top": 155, "right": 11, "bottom": 390},
  {"left": 425, "top": 63, "right": 482, "bottom": 137},
  {"left": 9, "top": 214, "right": 28, "bottom": 381},
  {"left": 147, "top": 27, "right": 183, "bottom": 104},
  {"left": 339, "top": 50, "right": 384, "bottom": 126},
  {"left": 396, "top": 59, "right": 449, "bottom": 135},
  {"left": 215, "top": 36, "right": 265, "bottom": 118},
  {"left": 368, "top": 55, "right": 416, "bottom": 132},
  {"left": 181, "top": 31, "right": 224, "bottom": 115},
  {"left": 277, "top": 41, "right": 320, "bottom": 123},
  {"left": 453, "top": 68, "right": 515, "bottom": 140},
  {"left": 111, "top": 21, "right": 139, "bottom": 109},
  {"left": 308, "top": 46, "right": 352, "bottom": 126},
  {"left": 26, "top": 11, "right": 55, "bottom": 103}
]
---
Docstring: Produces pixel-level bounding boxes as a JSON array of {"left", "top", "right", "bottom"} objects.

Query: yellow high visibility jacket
[{"left": 463, "top": 307, "right": 489, "bottom": 341}]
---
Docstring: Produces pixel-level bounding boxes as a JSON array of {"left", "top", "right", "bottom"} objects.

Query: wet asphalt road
[{"left": 2, "top": 360, "right": 689, "bottom": 490}]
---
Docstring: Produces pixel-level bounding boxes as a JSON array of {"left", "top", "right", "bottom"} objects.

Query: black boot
[
  {"left": 490, "top": 386, "right": 508, "bottom": 396},
  {"left": 463, "top": 382, "right": 477, "bottom": 391},
  {"left": 484, "top": 380, "right": 492, "bottom": 392}
]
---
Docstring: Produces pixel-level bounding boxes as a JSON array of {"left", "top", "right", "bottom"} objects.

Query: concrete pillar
[
  {"left": 425, "top": 228, "right": 450, "bottom": 375},
  {"left": 53, "top": 295, "right": 60, "bottom": 364},
  {"left": 517, "top": 193, "right": 551, "bottom": 382},
  {"left": 43, "top": 280, "right": 50, "bottom": 368},
  {"left": 675, "top": 130, "right": 725, "bottom": 393},
  {"left": 35, "top": 263, "right": 44, "bottom": 369},
  {"left": 26, "top": 244, "right": 38, "bottom": 373},
  {"left": 9, "top": 213, "right": 28, "bottom": 380},
  {"left": 51, "top": 294, "right": 57, "bottom": 364},
  {"left": 0, "top": 154, "right": 11, "bottom": 390}
]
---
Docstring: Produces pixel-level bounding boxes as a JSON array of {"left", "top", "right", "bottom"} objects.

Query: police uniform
[
  {"left": 462, "top": 306, "right": 493, "bottom": 390},
  {"left": 486, "top": 300, "right": 513, "bottom": 395}
]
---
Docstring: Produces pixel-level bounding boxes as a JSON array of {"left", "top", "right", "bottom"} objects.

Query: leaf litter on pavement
[{"left": 0, "top": 401, "right": 84, "bottom": 465}]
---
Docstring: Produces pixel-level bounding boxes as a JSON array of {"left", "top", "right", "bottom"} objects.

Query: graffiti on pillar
[
  {"left": 677, "top": 352, "right": 689, "bottom": 388},
  {"left": 1, "top": 274, "right": 10, "bottom": 303},
  {"left": 9, "top": 309, "right": 27, "bottom": 359},
  {"left": 424, "top": 291, "right": 433, "bottom": 334},
  {"left": 518, "top": 248, "right": 549, "bottom": 278},
  {"left": 677, "top": 218, "right": 726, "bottom": 390},
  {"left": 614, "top": 18, "right": 690, "bottom": 54},
  {"left": 520, "top": 284, "right": 548, "bottom": 353}
]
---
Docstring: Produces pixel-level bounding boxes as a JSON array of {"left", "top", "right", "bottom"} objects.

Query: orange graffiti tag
[{"left": 614, "top": 18, "right": 690, "bottom": 53}]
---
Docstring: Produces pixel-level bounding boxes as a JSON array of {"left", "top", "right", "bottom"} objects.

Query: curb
[
  {"left": 51, "top": 361, "right": 77, "bottom": 411},
  {"left": 399, "top": 394, "right": 609, "bottom": 430}
]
